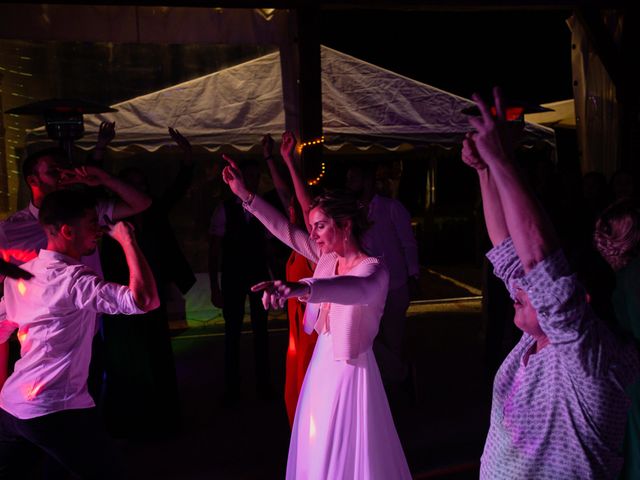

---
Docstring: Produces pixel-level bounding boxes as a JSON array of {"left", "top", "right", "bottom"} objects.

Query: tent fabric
[{"left": 27, "top": 46, "right": 554, "bottom": 152}]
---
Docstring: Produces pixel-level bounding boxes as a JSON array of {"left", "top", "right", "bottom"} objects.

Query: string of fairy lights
[{"left": 297, "top": 135, "right": 325, "bottom": 186}]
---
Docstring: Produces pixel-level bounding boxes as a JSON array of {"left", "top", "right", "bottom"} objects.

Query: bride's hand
[
  {"left": 221, "top": 154, "right": 252, "bottom": 202},
  {"left": 251, "top": 280, "right": 310, "bottom": 310}
]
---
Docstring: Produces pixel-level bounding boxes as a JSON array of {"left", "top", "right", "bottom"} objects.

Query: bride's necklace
[{"left": 337, "top": 253, "right": 366, "bottom": 275}]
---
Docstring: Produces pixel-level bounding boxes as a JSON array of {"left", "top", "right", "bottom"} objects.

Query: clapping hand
[{"left": 251, "top": 280, "right": 310, "bottom": 310}]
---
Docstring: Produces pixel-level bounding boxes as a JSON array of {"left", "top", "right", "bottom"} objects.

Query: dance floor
[
  {"left": 117, "top": 265, "right": 489, "bottom": 479},
  {"left": 22, "top": 265, "right": 489, "bottom": 479}
]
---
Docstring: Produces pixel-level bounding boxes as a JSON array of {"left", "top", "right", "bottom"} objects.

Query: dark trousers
[
  {"left": 103, "top": 306, "right": 180, "bottom": 438},
  {"left": 222, "top": 278, "right": 270, "bottom": 393},
  {"left": 0, "top": 407, "right": 123, "bottom": 480}
]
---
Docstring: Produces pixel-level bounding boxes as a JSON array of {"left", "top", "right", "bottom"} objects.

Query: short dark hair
[
  {"left": 22, "top": 147, "right": 67, "bottom": 180},
  {"left": 39, "top": 190, "right": 97, "bottom": 231}
]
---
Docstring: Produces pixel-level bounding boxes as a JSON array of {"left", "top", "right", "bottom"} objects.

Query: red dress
[{"left": 284, "top": 250, "right": 317, "bottom": 427}]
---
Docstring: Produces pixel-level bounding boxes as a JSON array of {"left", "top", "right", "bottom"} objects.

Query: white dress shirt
[{"left": 0, "top": 249, "right": 144, "bottom": 419}]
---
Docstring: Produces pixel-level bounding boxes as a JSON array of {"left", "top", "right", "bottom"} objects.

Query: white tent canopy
[{"left": 27, "top": 46, "right": 554, "bottom": 152}]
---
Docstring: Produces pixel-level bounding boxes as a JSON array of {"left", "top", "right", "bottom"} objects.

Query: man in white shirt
[
  {"left": 0, "top": 147, "right": 152, "bottom": 389},
  {"left": 346, "top": 163, "right": 420, "bottom": 386},
  {"left": 0, "top": 189, "right": 159, "bottom": 479}
]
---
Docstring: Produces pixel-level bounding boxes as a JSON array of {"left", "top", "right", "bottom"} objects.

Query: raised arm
[
  {"left": 106, "top": 220, "right": 160, "bottom": 311},
  {"left": 262, "top": 133, "right": 292, "bottom": 212},
  {"left": 161, "top": 127, "right": 195, "bottom": 210},
  {"left": 221, "top": 154, "right": 319, "bottom": 262},
  {"left": 281, "top": 131, "right": 313, "bottom": 229},
  {"left": 89, "top": 121, "right": 116, "bottom": 166},
  {"left": 461, "top": 131, "right": 509, "bottom": 247},
  {"left": 59, "top": 165, "right": 152, "bottom": 220},
  {"left": 469, "top": 88, "right": 558, "bottom": 271}
]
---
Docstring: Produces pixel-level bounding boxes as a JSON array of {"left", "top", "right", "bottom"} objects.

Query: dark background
[{"left": 321, "top": 8, "right": 574, "bottom": 104}]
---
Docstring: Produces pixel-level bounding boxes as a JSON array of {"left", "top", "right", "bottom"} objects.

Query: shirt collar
[
  {"left": 38, "top": 249, "right": 82, "bottom": 266},
  {"left": 28, "top": 202, "right": 39, "bottom": 219}
]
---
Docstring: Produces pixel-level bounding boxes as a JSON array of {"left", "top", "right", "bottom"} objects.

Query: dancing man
[
  {"left": 0, "top": 189, "right": 159, "bottom": 478},
  {"left": 466, "top": 87, "right": 639, "bottom": 478}
]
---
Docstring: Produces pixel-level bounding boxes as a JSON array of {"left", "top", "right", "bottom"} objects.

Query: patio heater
[{"left": 5, "top": 98, "right": 116, "bottom": 165}]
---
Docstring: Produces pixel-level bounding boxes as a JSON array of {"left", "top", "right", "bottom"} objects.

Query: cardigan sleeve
[
  {"left": 300, "top": 258, "right": 389, "bottom": 306},
  {"left": 244, "top": 195, "right": 320, "bottom": 263}
]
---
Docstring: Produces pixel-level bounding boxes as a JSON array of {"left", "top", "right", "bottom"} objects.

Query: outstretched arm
[
  {"left": 252, "top": 260, "right": 388, "bottom": 309},
  {"left": 469, "top": 88, "right": 558, "bottom": 271},
  {"left": 59, "top": 165, "right": 152, "bottom": 220},
  {"left": 462, "top": 131, "right": 508, "bottom": 247},
  {"left": 221, "top": 154, "right": 320, "bottom": 262}
]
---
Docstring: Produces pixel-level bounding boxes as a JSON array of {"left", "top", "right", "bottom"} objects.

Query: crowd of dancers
[{"left": 1, "top": 87, "right": 640, "bottom": 479}]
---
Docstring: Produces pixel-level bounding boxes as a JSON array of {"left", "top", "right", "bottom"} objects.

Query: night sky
[{"left": 321, "top": 8, "right": 574, "bottom": 106}]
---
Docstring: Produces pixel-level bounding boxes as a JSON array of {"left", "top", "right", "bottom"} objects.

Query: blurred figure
[
  {"left": 595, "top": 199, "right": 640, "bottom": 480},
  {"left": 99, "top": 128, "right": 195, "bottom": 437},
  {"left": 611, "top": 169, "right": 636, "bottom": 203},
  {"left": 346, "top": 163, "right": 419, "bottom": 388},
  {"left": 209, "top": 158, "right": 272, "bottom": 405}
]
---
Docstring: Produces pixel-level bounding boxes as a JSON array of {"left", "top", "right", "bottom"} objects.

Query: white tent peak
[{"left": 27, "top": 45, "right": 554, "bottom": 152}]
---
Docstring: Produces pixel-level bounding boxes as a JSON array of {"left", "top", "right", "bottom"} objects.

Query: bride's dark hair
[{"left": 308, "top": 189, "right": 372, "bottom": 249}]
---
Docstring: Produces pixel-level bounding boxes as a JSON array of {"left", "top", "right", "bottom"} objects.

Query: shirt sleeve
[
  {"left": 486, "top": 236, "right": 525, "bottom": 298},
  {"left": 69, "top": 266, "right": 145, "bottom": 315},
  {"left": 519, "top": 249, "right": 633, "bottom": 383},
  {"left": 390, "top": 200, "right": 420, "bottom": 277},
  {"left": 0, "top": 298, "right": 17, "bottom": 344},
  {"left": 96, "top": 199, "right": 116, "bottom": 226},
  {"left": 518, "top": 249, "right": 589, "bottom": 345},
  {"left": 208, "top": 204, "right": 226, "bottom": 237},
  {"left": 300, "top": 259, "right": 389, "bottom": 306},
  {"left": 245, "top": 195, "right": 320, "bottom": 263}
]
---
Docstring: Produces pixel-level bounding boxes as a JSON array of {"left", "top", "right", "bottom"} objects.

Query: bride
[{"left": 222, "top": 155, "right": 411, "bottom": 480}]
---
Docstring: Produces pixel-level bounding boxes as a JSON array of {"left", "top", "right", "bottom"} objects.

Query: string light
[
  {"left": 308, "top": 162, "right": 326, "bottom": 186},
  {"left": 297, "top": 136, "right": 326, "bottom": 186}
]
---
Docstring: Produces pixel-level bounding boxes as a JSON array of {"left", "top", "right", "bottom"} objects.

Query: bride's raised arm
[{"left": 221, "top": 154, "right": 320, "bottom": 263}]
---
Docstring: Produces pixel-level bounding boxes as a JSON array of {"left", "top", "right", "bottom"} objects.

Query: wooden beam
[
  {"left": 295, "top": 6, "right": 324, "bottom": 182},
  {"left": 0, "top": 0, "right": 626, "bottom": 10},
  {"left": 574, "top": 6, "right": 624, "bottom": 97}
]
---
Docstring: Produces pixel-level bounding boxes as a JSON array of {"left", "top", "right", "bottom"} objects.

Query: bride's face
[{"left": 309, "top": 207, "right": 341, "bottom": 255}]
